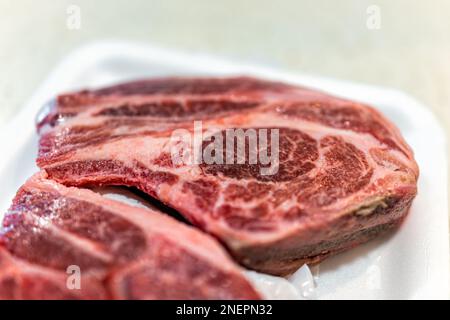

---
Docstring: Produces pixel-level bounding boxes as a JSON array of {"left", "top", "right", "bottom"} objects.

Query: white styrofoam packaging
[{"left": 0, "top": 41, "right": 448, "bottom": 300}]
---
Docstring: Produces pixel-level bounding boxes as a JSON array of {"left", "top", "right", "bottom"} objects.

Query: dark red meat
[
  {"left": 36, "top": 76, "right": 419, "bottom": 275},
  {"left": 0, "top": 172, "right": 261, "bottom": 300}
]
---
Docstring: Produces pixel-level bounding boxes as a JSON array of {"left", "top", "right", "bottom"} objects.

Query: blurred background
[
  {"left": 1, "top": 0, "right": 449, "bottom": 124},
  {"left": 0, "top": 0, "right": 449, "bottom": 204}
]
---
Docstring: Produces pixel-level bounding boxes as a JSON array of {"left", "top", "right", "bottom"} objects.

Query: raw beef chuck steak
[
  {"left": 0, "top": 172, "right": 260, "bottom": 299},
  {"left": 37, "top": 76, "right": 419, "bottom": 275}
]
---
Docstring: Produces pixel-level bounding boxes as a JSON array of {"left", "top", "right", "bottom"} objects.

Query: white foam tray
[{"left": 0, "top": 41, "right": 448, "bottom": 300}]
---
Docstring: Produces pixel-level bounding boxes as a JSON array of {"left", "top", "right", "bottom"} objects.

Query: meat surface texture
[
  {"left": 0, "top": 172, "right": 261, "bottom": 300},
  {"left": 37, "top": 76, "right": 419, "bottom": 275}
]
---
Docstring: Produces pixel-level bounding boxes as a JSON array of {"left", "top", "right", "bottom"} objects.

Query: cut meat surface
[
  {"left": 37, "top": 76, "right": 419, "bottom": 275},
  {"left": 0, "top": 172, "right": 261, "bottom": 300}
]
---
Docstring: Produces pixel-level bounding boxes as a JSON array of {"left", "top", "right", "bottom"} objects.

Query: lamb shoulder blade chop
[
  {"left": 36, "top": 76, "right": 419, "bottom": 275},
  {"left": 0, "top": 172, "right": 261, "bottom": 299}
]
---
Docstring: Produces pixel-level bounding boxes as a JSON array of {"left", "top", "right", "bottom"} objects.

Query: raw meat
[
  {"left": 36, "top": 76, "right": 419, "bottom": 275},
  {"left": 0, "top": 172, "right": 261, "bottom": 300}
]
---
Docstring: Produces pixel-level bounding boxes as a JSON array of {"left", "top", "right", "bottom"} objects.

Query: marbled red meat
[
  {"left": 0, "top": 172, "right": 260, "bottom": 300},
  {"left": 36, "top": 76, "right": 419, "bottom": 275}
]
